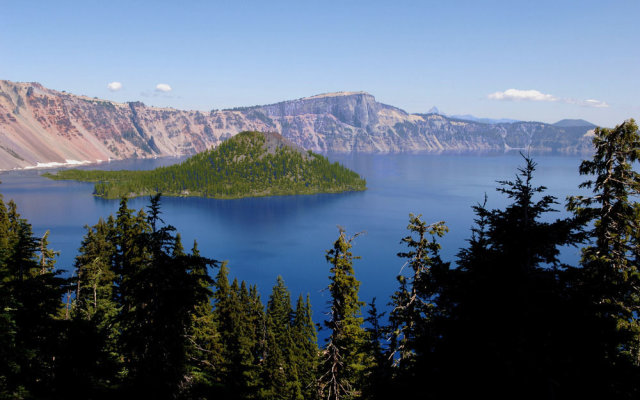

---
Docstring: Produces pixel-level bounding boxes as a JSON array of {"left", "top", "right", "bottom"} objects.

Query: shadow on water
[{"left": 103, "top": 190, "right": 365, "bottom": 228}]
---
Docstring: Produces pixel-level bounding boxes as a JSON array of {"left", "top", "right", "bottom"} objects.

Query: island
[{"left": 43, "top": 131, "right": 367, "bottom": 199}]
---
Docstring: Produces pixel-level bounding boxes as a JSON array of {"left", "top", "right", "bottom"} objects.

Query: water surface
[{"left": 0, "top": 154, "right": 588, "bottom": 323}]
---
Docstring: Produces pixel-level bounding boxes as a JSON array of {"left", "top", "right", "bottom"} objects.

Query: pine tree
[
  {"left": 113, "top": 197, "right": 151, "bottom": 317},
  {"left": 0, "top": 196, "right": 67, "bottom": 397},
  {"left": 116, "top": 195, "right": 214, "bottom": 397},
  {"left": 292, "top": 294, "right": 319, "bottom": 400},
  {"left": 261, "top": 312, "right": 289, "bottom": 400},
  {"left": 73, "top": 218, "right": 118, "bottom": 322},
  {"left": 567, "top": 119, "right": 640, "bottom": 394},
  {"left": 319, "top": 228, "right": 367, "bottom": 400},
  {"left": 184, "top": 240, "right": 221, "bottom": 398},
  {"left": 432, "top": 155, "right": 585, "bottom": 398},
  {"left": 361, "top": 298, "right": 391, "bottom": 400},
  {"left": 53, "top": 217, "right": 121, "bottom": 397},
  {"left": 212, "top": 261, "right": 232, "bottom": 386},
  {"left": 237, "top": 280, "right": 262, "bottom": 397},
  {"left": 0, "top": 194, "right": 18, "bottom": 397},
  {"left": 214, "top": 265, "right": 260, "bottom": 399},
  {"left": 389, "top": 214, "right": 448, "bottom": 368},
  {"left": 261, "top": 276, "right": 303, "bottom": 400},
  {"left": 248, "top": 284, "right": 266, "bottom": 370}
]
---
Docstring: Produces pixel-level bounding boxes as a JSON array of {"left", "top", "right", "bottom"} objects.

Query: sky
[{"left": 1, "top": 0, "right": 638, "bottom": 127}]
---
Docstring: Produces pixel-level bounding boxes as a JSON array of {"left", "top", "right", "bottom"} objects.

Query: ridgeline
[{"left": 43, "top": 131, "right": 366, "bottom": 199}]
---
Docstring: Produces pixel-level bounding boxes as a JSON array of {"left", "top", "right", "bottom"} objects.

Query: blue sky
[{"left": 1, "top": 0, "right": 638, "bottom": 126}]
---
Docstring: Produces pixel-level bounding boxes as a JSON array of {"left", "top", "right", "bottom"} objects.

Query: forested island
[
  {"left": 43, "top": 131, "right": 366, "bottom": 199},
  {"left": 2, "top": 120, "right": 640, "bottom": 399}
]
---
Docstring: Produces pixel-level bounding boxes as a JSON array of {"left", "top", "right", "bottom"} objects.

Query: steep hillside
[
  {"left": 0, "top": 80, "right": 272, "bottom": 170},
  {"left": 44, "top": 131, "right": 366, "bottom": 199},
  {"left": 250, "top": 93, "right": 594, "bottom": 153},
  {"left": 0, "top": 80, "right": 596, "bottom": 170}
]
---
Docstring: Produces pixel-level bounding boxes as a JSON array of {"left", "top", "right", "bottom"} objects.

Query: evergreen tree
[
  {"left": 292, "top": 294, "right": 319, "bottom": 400},
  {"left": 319, "top": 228, "right": 367, "bottom": 400},
  {"left": 214, "top": 265, "right": 260, "bottom": 399},
  {"left": 432, "top": 155, "right": 585, "bottom": 398},
  {"left": 261, "top": 313, "right": 289, "bottom": 400},
  {"left": 185, "top": 240, "right": 223, "bottom": 398},
  {"left": 261, "top": 276, "right": 303, "bottom": 400},
  {"left": 248, "top": 284, "right": 266, "bottom": 367},
  {"left": 0, "top": 196, "right": 67, "bottom": 397},
  {"left": 238, "top": 280, "right": 262, "bottom": 398},
  {"left": 567, "top": 119, "right": 640, "bottom": 395},
  {"left": 73, "top": 218, "right": 118, "bottom": 322},
  {"left": 389, "top": 215, "right": 448, "bottom": 368},
  {"left": 0, "top": 194, "right": 18, "bottom": 397},
  {"left": 361, "top": 298, "right": 391, "bottom": 400},
  {"left": 113, "top": 197, "right": 151, "bottom": 317},
  {"left": 212, "top": 261, "right": 232, "bottom": 387},
  {"left": 53, "top": 217, "right": 121, "bottom": 397},
  {"left": 117, "top": 195, "right": 215, "bottom": 398}
]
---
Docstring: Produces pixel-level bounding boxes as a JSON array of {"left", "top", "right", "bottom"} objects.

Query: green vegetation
[
  {"left": 44, "top": 131, "right": 366, "bottom": 199},
  {"left": 320, "top": 229, "right": 368, "bottom": 400},
  {"left": 2, "top": 120, "right": 640, "bottom": 398}
]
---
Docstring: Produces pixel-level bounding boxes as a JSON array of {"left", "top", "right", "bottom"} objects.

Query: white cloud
[
  {"left": 155, "top": 83, "right": 172, "bottom": 92},
  {"left": 488, "top": 88, "right": 609, "bottom": 108},
  {"left": 488, "top": 88, "right": 557, "bottom": 102},
  {"left": 581, "top": 99, "right": 609, "bottom": 108},
  {"left": 107, "top": 81, "right": 122, "bottom": 91}
]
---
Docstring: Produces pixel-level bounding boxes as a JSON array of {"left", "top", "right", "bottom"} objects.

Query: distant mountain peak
[
  {"left": 449, "top": 114, "right": 519, "bottom": 124},
  {"left": 423, "top": 106, "right": 518, "bottom": 124},
  {"left": 552, "top": 119, "right": 597, "bottom": 128}
]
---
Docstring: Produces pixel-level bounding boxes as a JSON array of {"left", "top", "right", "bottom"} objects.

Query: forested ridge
[
  {"left": 43, "top": 131, "right": 366, "bottom": 199},
  {"left": 1, "top": 119, "right": 640, "bottom": 399}
]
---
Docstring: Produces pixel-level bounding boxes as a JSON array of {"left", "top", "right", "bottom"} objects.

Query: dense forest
[
  {"left": 43, "top": 131, "right": 366, "bottom": 199},
  {"left": 1, "top": 119, "right": 639, "bottom": 399}
]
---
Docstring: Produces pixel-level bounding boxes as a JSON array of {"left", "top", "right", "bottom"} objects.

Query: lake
[{"left": 0, "top": 153, "right": 589, "bottom": 328}]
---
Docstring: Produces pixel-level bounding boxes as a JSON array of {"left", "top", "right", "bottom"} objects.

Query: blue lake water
[{"left": 0, "top": 153, "right": 589, "bottom": 326}]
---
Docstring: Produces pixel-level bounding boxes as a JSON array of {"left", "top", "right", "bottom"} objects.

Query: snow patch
[{"left": 24, "top": 159, "right": 92, "bottom": 170}]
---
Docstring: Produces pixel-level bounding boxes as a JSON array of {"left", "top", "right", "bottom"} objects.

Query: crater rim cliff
[{"left": 0, "top": 80, "right": 595, "bottom": 171}]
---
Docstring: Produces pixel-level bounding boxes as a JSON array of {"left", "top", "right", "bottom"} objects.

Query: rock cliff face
[
  {"left": 0, "top": 80, "right": 275, "bottom": 170},
  {"left": 0, "top": 80, "right": 594, "bottom": 170},
  {"left": 251, "top": 92, "right": 594, "bottom": 154}
]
